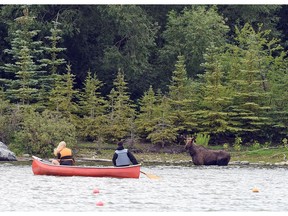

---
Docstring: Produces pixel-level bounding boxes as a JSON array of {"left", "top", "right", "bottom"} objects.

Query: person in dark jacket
[{"left": 112, "top": 141, "right": 139, "bottom": 167}]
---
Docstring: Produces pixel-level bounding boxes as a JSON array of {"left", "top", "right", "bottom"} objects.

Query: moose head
[{"left": 185, "top": 136, "right": 196, "bottom": 150}]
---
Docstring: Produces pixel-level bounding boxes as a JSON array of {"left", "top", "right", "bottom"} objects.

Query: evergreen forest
[{"left": 0, "top": 4, "right": 288, "bottom": 156}]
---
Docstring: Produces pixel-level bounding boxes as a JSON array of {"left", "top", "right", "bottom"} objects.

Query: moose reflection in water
[{"left": 185, "top": 137, "right": 231, "bottom": 166}]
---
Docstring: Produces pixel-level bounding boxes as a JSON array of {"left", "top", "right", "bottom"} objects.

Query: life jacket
[
  {"left": 59, "top": 148, "right": 73, "bottom": 160},
  {"left": 115, "top": 149, "right": 132, "bottom": 167}
]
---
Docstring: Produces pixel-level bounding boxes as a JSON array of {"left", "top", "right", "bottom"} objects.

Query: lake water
[{"left": 1, "top": 162, "right": 288, "bottom": 212}]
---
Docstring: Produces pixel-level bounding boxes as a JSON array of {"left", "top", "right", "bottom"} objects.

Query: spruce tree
[
  {"left": 266, "top": 47, "right": 288, "bottom": 142},
  {"left": 105, "top": 69, "right": 136, "bottom": 142},
  {"left": 195, "top": 44, "right": 233, "bottom": 142},
  {"left": 167, "top": 55, "right": 197, "bottom": 136},
  {"left": 38, "top": 18, "right": 67, "bottom": 109},
  {"left": 79, "top": 70, "right": 107, "bottom": 118},
  {"left": 78, "top": 70, "right": 108, "bottom": 141},
  {"left": 135, "top": 85, "right": 157, "bottom": 138},
  {"left": 227, "top": 23, "right": 272, "bottom": 142},
  {"left": 48, "top": 64, "right": 78, "bottom": 117},
  {"left": 147, "top": 92, "right": 177, "bottom": 147},
  {"left": 137, "top": 55, "right": 199, "bottom": 147},
  {"left": 2, "top": 7, "right": 45, "bottom": 105},
  {"left": 41, "top": 18, "right": 67, "bottom": 75}
]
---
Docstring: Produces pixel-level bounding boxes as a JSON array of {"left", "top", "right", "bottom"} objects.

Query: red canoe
[{"left": 32, "top": 156, "right": 141, "bottom": 178}]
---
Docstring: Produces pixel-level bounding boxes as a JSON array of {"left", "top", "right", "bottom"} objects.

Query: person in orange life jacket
[
  {"left": 51, "top": 141, "right": 75, "bottom": 166},
  {"left": 112, "top": 141, "right": 139, "bottom": 167}
]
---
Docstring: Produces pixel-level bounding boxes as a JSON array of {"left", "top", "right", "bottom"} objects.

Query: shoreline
[
  {"left": 3, "top": 145, "right": 288, "bottom": 167},
  {"left": 7, "top": 155, "right": 288, "bottom": 167}
]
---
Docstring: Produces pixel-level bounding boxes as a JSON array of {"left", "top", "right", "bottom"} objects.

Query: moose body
[{"left": 185, "top": 137, "right": 230, "bottom": 166}]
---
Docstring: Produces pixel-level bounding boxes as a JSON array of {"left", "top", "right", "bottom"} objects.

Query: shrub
[
  {"left": 223, "top": 143, "right": 229, "bottom": 150},
  {"left": 0, "top": 104, "right": 23, "bottom": 144},
  {"left": 282, "top": 138, "right": 288, "bottom": 149},
  {"left": 147, "top": 125, "right": 178, "bottom": 148},
  {"left": 195, "top": 133, "right": 210, "bottom": 146},
  {"left": 10, "top": 108, "right": 77, "bottom": 157},
  {"left": 233, "top": 137, "right": 242, "bottom": 151},
  {"left": 252, "top": 140, "right": 261, "bottom": 150},
  {"left": 263, "top": 141, "right": 271, "bottom": 148}
]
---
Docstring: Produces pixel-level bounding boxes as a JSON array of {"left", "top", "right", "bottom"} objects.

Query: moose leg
[
  {"left": 205, "top": 161, "right": 218, "bottom": 165},
  {"left": 192, "top": 156, "right": 204, "bottom": 165},
  {"left": 216, "top": 157, "right": 229, "bottom": 166}
]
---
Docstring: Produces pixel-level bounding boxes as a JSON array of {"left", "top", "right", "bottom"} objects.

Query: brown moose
[{"left": 185, "top": 137, "right": 230, "bottom": 166}]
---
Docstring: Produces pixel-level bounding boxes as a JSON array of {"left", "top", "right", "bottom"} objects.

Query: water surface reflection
[{"left": 1, "top": 163, "right": 287, "bottom": 211}]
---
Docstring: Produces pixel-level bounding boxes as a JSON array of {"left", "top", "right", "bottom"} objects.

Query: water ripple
[{"left": 1, "top": 164, "right": 288, "bottom": 211}]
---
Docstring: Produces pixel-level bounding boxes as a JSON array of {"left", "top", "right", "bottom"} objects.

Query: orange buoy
[
  {"left": 93, "top": 188, "right": 100, "bottom": 194},
  {"left": 252, "top": 187, "right": 259, "bottom": 193},
  {"left": 96, "top": 201, "right": 104, "bottom": 206}
]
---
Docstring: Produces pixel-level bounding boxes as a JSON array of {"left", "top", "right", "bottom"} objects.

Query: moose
[{"left": 185, "top": 137, "right": 230, "bottom": 166}]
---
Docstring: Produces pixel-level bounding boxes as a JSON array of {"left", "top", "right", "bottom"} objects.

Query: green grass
[
  {"left": 230, "top": 147, "right": 288, "bottom": 163},
  {"left": 74, "top": 141, "right": 288, "bottom": 164}
]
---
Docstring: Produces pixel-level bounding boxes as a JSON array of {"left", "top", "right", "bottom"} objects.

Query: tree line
[{"left": 0, "top": 5, "right": 287, "bottom": 156}]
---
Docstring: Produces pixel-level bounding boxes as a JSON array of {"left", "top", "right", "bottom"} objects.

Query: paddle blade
[{"left": 140, "top": 171, "right": 161, "bottom": 180}]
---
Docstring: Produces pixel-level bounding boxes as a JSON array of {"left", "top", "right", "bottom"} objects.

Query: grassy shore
[{"left": 75, "top": 142, "right": 288, "bottom": 165}]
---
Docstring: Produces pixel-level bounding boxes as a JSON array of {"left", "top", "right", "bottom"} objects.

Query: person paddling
[
  {"left": 52, "top": 141, "right": 75, "bottom": 166},
  {"left": 112, "top": 141, "right": 138, "bottom": 167}
]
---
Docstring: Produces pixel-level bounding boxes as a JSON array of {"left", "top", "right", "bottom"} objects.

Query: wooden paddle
[
  {"left": 140, "top": 171, "right": 161, "bottom": 180},
  {"left": 32, "top": 156, "right": 51, "bottom": 164},
  {"left": 32, "top": 155, "right": 42, "bottom": 161}
]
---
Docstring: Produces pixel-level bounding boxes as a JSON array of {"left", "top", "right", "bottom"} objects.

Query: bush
[
  {"left": 78, "top": 115, "right": 108, "bottom": 142},
  {"left": 264, "top": 141, "right": 271, "bottom": 148},
  {"left": 223, "top": 143, "right": 229, "bottom": 150},
  {"left": 233, "top": 137, "right": 242, "bottom": 151},
  {"left": 195, "top": 133, "right": 210, "bottom": 146},
  {"left": 10, "top": 108, "right": 77, "bottom": 157},
  {"left": 252, "top": 140, "right": 261, "bottom": 150},
  {"left": 0, "top": 104, "right": 23, "bottom": 144},
  {"left": 282, "top": 138, "right": 288, "bottom": 149},
  {"left": 147, "top": 125, "right": 178, "bottom": 148}
]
